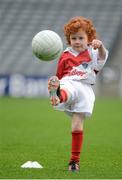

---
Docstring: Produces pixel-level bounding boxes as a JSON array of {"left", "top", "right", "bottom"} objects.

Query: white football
[{"left": 32, "top": 30, "right": 63, "bottom": 61}]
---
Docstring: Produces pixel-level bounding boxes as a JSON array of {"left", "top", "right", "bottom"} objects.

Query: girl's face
[{"left": 70, "top": 29, "right": 89, "bottom": 53}]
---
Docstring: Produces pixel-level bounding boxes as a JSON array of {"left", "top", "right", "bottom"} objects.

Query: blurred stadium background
[{"left": 0, "top": 0, "right": 122, "bottom": 98}]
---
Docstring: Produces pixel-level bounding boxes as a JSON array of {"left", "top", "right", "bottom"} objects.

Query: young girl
[{"left": 48, "top": 16, "right": 108, "bottom": 172}]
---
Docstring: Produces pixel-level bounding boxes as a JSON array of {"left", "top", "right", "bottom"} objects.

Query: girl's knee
[{"left": 72, "top": 113, "right": 84, "bottom": 131}]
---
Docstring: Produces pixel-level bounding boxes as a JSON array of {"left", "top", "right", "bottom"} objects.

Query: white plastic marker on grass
[{"left": 21, "top": 161, "right": 43, "bottom": 168}]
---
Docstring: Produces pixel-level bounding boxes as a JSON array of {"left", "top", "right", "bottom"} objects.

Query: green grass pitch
[{"left": 0, "top": 97, "right": 122, "bottom": 179}]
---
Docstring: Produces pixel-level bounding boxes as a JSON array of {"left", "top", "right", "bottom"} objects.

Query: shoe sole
[{"left": 49, "top": 76, "right": 60, "bottom": 106}]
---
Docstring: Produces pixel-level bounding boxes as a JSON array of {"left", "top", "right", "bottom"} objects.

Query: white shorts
[{"left": 54, "top": 79, "right": 95, "bottom": 118}]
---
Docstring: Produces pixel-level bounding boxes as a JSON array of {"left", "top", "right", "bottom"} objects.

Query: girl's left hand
[{"left": 91, "top": 39, "right": 103, "bottom": 49}]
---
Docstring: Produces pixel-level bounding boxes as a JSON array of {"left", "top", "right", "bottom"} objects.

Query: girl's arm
[{"left": 91, "top": 39, "right": 107, "bottom": 60}]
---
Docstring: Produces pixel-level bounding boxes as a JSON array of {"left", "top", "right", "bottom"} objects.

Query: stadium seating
[{"left": 0, "top": 0, "right": 122, "bottom": 76}]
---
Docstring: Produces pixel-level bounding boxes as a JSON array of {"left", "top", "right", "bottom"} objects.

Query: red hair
[{"left": 64, "top": 16, "right": 97, "bottom": 45}]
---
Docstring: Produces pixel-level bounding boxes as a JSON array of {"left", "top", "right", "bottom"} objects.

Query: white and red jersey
[{"left": 56, "top": 46, "right": 108, "bottom": 84}]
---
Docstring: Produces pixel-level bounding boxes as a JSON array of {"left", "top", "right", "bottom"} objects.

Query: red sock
[
  {"left": 60, "top": 89, "right": 68, "bottom": 103},
  {"left": 70, "top": 130, "right": 83, "bottom": 163}
]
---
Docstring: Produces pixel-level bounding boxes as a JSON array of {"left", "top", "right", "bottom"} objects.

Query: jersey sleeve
[
  {"left": 56, "top": 56, "right": 65, "bottom": 79},
  {"left": 91, "top": 48, "right": 109, "bottom": 71}
]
